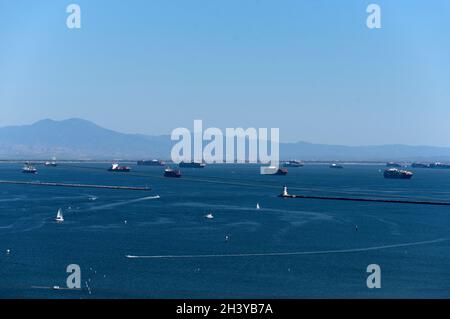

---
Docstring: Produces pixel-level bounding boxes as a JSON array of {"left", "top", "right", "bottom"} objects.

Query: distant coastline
[
  {"left": 0, "top": 160, "right": 446, "bottom": 166},
  {"left": 2, "top": 118, "right": 450, "bottom": 162}
]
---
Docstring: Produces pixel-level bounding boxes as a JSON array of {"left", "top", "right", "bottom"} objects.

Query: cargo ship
[
  {"left": 137, "top": 159, "right": 165, "bottom": 166},
  {"left": 108, "top": 163, "right": 131, "bottom": 172},
  {"left": 411, "top": 163, "right": 429, "bottom": 168},
  {"left": 429, "top": 162, "right": 450, "bottom": 169},
  {"left": 386, "top": 162, "right": 402, "bottom": 168},
  {"left": 179, "top": 161, "right": 206, "bottom": 168},
  {"left": 260, "top": 166, "right": 288, "bottom": 175},
  {"left": 22, "top": 164, "right": 37, "bottom": 174},
  {"left": 44, "top": 157, "right": 58, "bottom": 167},
  {"left": 282, "top": 160, "right": 304, "bottom": 167},
  {"left": 44, "top": 161, "right": 57, "bottom": 167},
  {"left": 164, "top": 167, "right": 181, "bottom": 178},
  {"left": 384, "top": 168, "right": 413, "bottom": 179}
]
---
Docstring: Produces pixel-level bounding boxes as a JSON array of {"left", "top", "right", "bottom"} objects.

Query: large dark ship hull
[
  {"left": 429, "top": 163, "right": 450, "bottom": 169},
  {"left": 164, "top": 169, "right": 181, "bottom": 178},
  {"left": 108, "top": 168, "right": 131, "bottom": 172},
  {"left": 22, "top": 170, "right": 37, "bottom": 174},
  {"left": 384, "top": 169, "right": 413, "bottom": 179},
  {"left": 179, "top": 162, "right": 206, "bottom": 168},
  {"left": 411, "top": 163, "right": 429, "bottom": 168},
  {"left": 275, "top": 168, "right": 288, "bottom": 175}
]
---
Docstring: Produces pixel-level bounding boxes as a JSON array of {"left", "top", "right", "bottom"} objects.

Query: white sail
[
  {"left": 56, "top": 208, "right": 64, "bottom": 222},
  {"left": 256, "top": 203, "right": 260, "bottom": 210}
]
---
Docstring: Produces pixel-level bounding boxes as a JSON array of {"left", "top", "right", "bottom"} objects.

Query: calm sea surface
[{"left": 1, "top": 163, "right": 450, "bottom": 298}]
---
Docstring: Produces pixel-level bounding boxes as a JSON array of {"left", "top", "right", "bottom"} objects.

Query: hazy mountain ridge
[
  {"left": 0, "top": 118, "right": 171, "bottom": 159},
  {"left": 1, "top": 118, "right": 450, "bottom": 161}
]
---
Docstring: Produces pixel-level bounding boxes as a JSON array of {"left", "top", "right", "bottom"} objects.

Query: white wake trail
[
  {"left": 126, "top": 237, "right": 450, "bottom": 259},
  {"left": 86, "top": 195, "right": 160, "bottom": 211}
]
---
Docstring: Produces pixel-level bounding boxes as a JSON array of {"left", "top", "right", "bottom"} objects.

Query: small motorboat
[
  {"left": 205, "top": 213, "right": 214, "bottom": 219},
  {"left": 22, "top": 164, "right": 37, "bottom": 174}
]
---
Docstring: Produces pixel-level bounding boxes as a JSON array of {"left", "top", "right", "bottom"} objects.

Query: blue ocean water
[{"left": 1, "top": 163, "right": 450, "bottom": 298}]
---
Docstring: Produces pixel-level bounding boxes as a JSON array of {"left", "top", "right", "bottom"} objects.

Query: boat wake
[
  {"left": 125, "top": 237, "right": 450, "bottom": 259},
  {"left": 85, "top": 195, "right": 160, "bottom": 211}
]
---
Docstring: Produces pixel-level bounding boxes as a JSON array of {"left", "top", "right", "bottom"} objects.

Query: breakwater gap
[
  {"left": 278, "top": 186, "right": 450, "bottom": 206},
  {"left": 0, "top": 180, "right": 151, "bottom": 191}
]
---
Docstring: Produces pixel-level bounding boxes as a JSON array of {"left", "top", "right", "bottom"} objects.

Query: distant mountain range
[
  {"left": 0, "top": 119, "right": 171, "bottom": 160},
  {"left": 1, "top": 118, "right": 450, "bottom": 161}
]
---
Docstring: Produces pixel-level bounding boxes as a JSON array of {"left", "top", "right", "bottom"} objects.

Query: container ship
[
  {"left": 386, "top": 162, "right": 402, "bottom": 168},
  {"left": 137, "top": 159, "right": 165, "bottom": 166},
  {"left": 429, "top": 162, "right": 450, "bottom": 169},
  {"left": 108, "top": 163, "right": 131, "bottom": 172},
  {"left": 282, "top": 160, "right": 304, "bottom": 167},
  {"left": 44, "top": 161, "right": 57, "bottom": 167},
  {"left": 384, "top": 168, "right": 413, "bottom": 179},
  {"left": 179, "top": 161, "right": 206, "bottom": 168},
  {"left": 411, "top": 162, "right": 429, "bottom": 168},
  {"left": 44, "top": 157, "right": 58, "bottom": 167},
  {"left": 260, "top": 166, "right": 288, "bottom": 175},
  {"left": 164, "top": 167, "right": 181, "bottom": 178}
]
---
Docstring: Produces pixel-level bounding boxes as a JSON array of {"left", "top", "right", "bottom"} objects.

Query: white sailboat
[
  {"left": 256, "top": 203, "right": 260, "bottom": 210},
  {"left": 55, "top": 208, "right": 64, "bottom": 223}
]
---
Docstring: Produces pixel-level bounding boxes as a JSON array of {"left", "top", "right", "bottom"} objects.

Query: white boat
[
  {"left": 256, "top": 203, "right": 260, "bottom": 210},
  {"left": 22, "top": 164, "right": 37, "bottom": 174},
  {"left": 205, "top": 213, "right": 214, "bottom": 219},
  {"left": 55, "top": 208, "right": 64, "bottom": 223}
]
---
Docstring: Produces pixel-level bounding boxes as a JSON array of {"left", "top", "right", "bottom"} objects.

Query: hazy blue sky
[{"left": 0, "top": 0, "right": 449, "bottom": 146}]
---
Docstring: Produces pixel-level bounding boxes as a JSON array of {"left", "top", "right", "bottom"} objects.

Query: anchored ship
[
  {"left": 108, "top": 163, "right": 131, "bottom": 172},
  {"left": 384, "top": 168, "right": 413, "bottom": 179},
  {"left": 45, "top": 157, "right": 58, "bottom": 167},
  {"left": 386, "top": 162, "right": 402, "bottom": 168},
  {"left": 260, "top": 166, "right": 288, "bottom": 175},
  {"left": 137, "top": 159, "right": 165, "bottom": 166},
  {"left": 429, "top": 162, "right": 450, "bottom": 169},
  {"left": 44, "top": 161, "right": 57, "bottom": 167},
  {"left": 164, "top": 167, "right": 181, "bottom": 178},
  {"left": 282, "top": 160, "right": 304, "bottom": 167},
  {"left": 411, "top": 163, "right": 429, "bottom": 168},
  {"left": 179, "top": 161, "right": 206, "bottom": 168}
]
